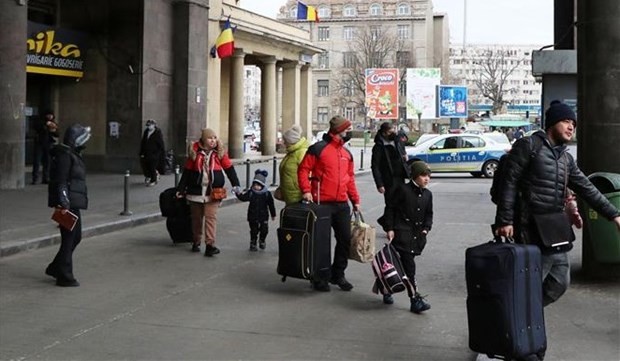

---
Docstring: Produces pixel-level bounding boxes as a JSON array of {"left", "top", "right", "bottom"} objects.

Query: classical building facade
[
  {"left": 449, "top": 44, "right": 543, "bottom": 116},
  {"left": 0, "top": 0, "right": 321, "bottom": 189},
  {"left": 278, "top": 0, "right": 449, "bottom": 130}
]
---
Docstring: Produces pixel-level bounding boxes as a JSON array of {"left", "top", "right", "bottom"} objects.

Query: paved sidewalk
[{"left": 0, "top": 148, "right": 373, "bottom": 257}]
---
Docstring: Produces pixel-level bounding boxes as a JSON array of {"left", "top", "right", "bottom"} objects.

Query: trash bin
[{"left": 585, "top": 172, "right": 620, "bottom": 263}]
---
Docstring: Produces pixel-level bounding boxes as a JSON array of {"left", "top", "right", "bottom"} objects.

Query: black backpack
[{"left": 490, "top": 135, "right": 544, "bottom": 205}]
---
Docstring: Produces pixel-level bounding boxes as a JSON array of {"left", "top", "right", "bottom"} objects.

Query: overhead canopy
[{"left": 479, "top": 120, "right": 532, "bottom": 128}]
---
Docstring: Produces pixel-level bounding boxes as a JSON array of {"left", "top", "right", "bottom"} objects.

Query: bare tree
[
  {"left": 331, "top": 26, "right": 414, "bottom": 126},
  {"left": 470, "top": 47, "right": 523, "bottom": 114}
]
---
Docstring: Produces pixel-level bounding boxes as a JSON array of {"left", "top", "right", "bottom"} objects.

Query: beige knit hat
[
  {"left": 201, "top": 128, "right": 217, "bottom": 143},
  {"left": 283, "top": 124, "right": 302, "bottom": 145}
]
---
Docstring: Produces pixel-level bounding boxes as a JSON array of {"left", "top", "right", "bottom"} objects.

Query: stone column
[
  {"left": 277, "top": 67, "right": 283, "bottom": 131},
  {"left": 577, "top": 0, "right": 620, "bottom": 277},
  {"left": 300, "top": 64, "right": 313, "bottom": 139},
  {"left": 0, "top": 1, "right": 27, "bottom": 189},
  {"left": 260, "top": 57, "right": 277, "bottom": 155},
  {"left": 228, "top": 50, "right": 245, "bottom": 159},
  {"left": 281, "top": 61, "right": 301, "bottom": 133}
]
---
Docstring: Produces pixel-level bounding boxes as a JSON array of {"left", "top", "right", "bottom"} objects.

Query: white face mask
[{"left": 147, "top": 125, "right": 155, "bottom": 131}]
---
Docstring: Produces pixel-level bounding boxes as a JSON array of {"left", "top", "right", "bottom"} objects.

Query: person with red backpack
[{"left": 298, "top": 116, "right": 361, "bottom": 292}]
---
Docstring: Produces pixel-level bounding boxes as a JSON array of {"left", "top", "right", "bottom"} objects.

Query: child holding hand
[{"left": 235, "top": 169, "right": 276, "bottom": 251}]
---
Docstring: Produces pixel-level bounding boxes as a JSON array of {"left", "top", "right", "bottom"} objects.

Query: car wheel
[
  {"left": 470, "top": 172, "right": 483, "bottom": 178},
  {"left": 482, "top": 160, "right": 499, "bottom": 178}
]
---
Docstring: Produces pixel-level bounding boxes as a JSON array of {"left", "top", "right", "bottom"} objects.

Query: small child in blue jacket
[{"left": 235, "top": 169, "right": 276, "bottom": 251}]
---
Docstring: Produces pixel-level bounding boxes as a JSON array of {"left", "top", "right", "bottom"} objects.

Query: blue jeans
[{"left": 541, "top": 251, "right": 570, "bottom": 306}]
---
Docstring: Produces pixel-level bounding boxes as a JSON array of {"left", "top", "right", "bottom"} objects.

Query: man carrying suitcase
[
  {"left": 298, "top": 116, "right": 361, "bottom": 292},
  {"left": 494, "top": 101, "right": 620, "bottom": 360}
]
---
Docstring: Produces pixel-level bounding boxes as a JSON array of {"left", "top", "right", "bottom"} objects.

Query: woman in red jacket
[{"left": 177, "top": 128, "right": 240, "bottom": 256}]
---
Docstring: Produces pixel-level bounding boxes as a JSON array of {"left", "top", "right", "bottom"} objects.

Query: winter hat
[
  {"left": 201, "top": 128, "right": 217, "bottom": 143},
  {"left": 410, "top": 161, "right": 431, "bottom": 179},
  {"left": 146, "top": 119, "right": 156, "bottom": 126},
  {"left": 283, "top": 124, "right": 302, "bottom": 145},
  {"left": 253, "top": 169, "right": 268, "bottom": 187},
  {"left": 379, "top": 121, "right": 393, "bottom": 134},
  {"left": 545, "top": 102, "right": 576, "bottom": 130},
  {"left": 329, "top": 115, "right": 352, "bottom": 134}
]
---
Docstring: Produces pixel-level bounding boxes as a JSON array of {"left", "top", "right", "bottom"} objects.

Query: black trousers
[
  {"left": 323, "top": 202, "right": 351, "bottom": 280},
  {"left": 393, "top": 242, "right": 418, "bottom": 293},
  {"left": 32, "top": 143, "right": 50, "bottom": 182},
  {"left": 249, "top": 220, "right": 268, "bottom": 243},
  {"left": 48, "top": 209, "right": 82, "bottom": 282},
  {"left": 141, "top": 157, "right": 158, "bottom": 182}
]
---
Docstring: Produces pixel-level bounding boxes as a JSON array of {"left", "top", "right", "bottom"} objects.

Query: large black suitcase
[
  {"left": 277, "top": 202, "right": 331, "bottom": 282},
  {"left": 166, "top": 216, "right": 193, "bottom": 244},
  {"left": 160, "top": 188, "right": 193, "bottom": 244},
  {"left": 466, "top": 238, "right": 546, "bottom": 359}
]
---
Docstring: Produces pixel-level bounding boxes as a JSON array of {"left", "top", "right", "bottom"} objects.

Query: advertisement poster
[
  {"left": 365, "top": 68, "right": 399, "bottom": 120},
  {"left": 26, "top": 22, "right": 88, "bottom": 78},
  {"left": 437, "top": 85, "right": 468, "bottom": 118},
  {"left": 406, "top": 68, "right": 441, "bottom": 119}
]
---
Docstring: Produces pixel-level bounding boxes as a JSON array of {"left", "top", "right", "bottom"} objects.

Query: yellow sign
[{"left": 26, "top": 22, "right": 87, "bottom": 78}]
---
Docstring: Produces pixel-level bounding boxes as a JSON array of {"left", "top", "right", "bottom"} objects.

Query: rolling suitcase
[
  {"left": 159, "top": 188, "right": 193, "bottom": 244},
  {"left": 465, "top": 237, "right": 546, "bottom": 360},
  {"left": 277, "top": 201, "right": 331, "bottom": 282}
]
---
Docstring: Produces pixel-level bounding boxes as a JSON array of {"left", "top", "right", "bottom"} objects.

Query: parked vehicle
[{"left": 406, "top": 133, "right": 510, "bottom": 178}]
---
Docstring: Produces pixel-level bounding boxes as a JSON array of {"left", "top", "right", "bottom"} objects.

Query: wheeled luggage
[
  {"left": 159, "top": 188, "right": 193, "bottom": 244},
  {"left": 371, "top": 243, "right": 413, "bottom": 297},
  {"left": 277, "top": 202, "right": 331, "bottom": 282},
  {"left": 465, "top": 238, "right": 546, "bottom": 360}
]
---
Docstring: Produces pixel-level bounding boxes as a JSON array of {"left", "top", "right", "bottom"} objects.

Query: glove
[{"left": 232, "top": 186, "right": 241, "bottom": 195}]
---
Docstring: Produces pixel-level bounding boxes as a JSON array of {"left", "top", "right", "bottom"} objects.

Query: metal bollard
[
  {"left": 120, "top": 170, "right": 133, "bottom": 216},
  {"left": 359, "top": 149, "right": 364, "bottom": 171},
  {"left": 245, "top": 159, "right": 251, "bottom": 190},
  {"left": 174, "top": 164, "right": 180, "bottom": 187},
  {"left": 271, "top": 156, "right": 278, "bottom": 186}
]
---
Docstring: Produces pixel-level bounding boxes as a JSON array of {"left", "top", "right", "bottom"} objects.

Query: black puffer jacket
[
  {"left": 495, "top": 131, "right": 619, "bottom": 248},
  {"left": 236, "top": 188, "right": 276, "bottom": 222},
  {"left": 48, "top": 125, "right": 89, "bottom": 210},
  {"left": 371, "top": 132, "right": 410, "bottom": 190},
  {"left": 383, "top": 181, "right": 433, "bottom": 255}
]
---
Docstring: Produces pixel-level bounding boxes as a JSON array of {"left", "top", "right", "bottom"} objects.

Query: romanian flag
[
  {"left": 210, "top": 17, "right": 235, "bottom": 59},
  {"left": 297, "top": 2, "right": 319, "bottom": 22}
]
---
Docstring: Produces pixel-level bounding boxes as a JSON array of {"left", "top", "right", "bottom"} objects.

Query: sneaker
[
  {"left": 56, "top": 278, "right": 80, "bottom": 287},
  {"left": 410, "top": 293, "right": 431, "bottom": 314},
  {"left": 146, "top": 181, "right": 157, "bottom": 187},
  {"left": 259, "top": 241, "right": 266, "bottom": 250},
  {"left": 330, "top": 276, "right": 353, "bottom": 291},
  {"left": 383, "top": 294, "right": 394, "bottom": 305},
  {"left": 312, "top": 280, "right": 331, "bottom": 292},
  {"left": 249, "top": 243, "right": 258, "bottom": 252},
  {"left": 204, "top": 245, "right": 220, "bottom": 257},
  {"left": 191, "top": 244, "right": 200, "bottom": 252}
]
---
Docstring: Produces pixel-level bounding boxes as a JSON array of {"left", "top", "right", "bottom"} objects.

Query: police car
[{"left": 407, "top": 133, "right": 510, "bottom": 177}]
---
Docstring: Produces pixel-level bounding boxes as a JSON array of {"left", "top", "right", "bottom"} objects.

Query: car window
[
  {"left": 431, "top": 136, "right": 458, "bottom": 150},
  {"left": 461, "top": 136, "right": 485, "bottom": 148}
]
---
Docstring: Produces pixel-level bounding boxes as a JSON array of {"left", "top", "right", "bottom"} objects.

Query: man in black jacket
[
  {"left": 46, "top": 124, "right": 91, "bottom": 287},
  {"left": 496, "top": 103, "right": 620, "bottom": 305},
  {"left": 371, "top": 122, "right": 410, "bottom": 199}
]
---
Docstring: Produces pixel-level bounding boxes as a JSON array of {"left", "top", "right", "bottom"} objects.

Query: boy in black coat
[
  {"left": 235, "top": 169, "right": 276, "bottom": 251},
  {"left": 382, "top": 161, "right": 433, "bottom": 313}
]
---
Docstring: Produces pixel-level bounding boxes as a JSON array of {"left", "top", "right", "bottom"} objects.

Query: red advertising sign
[{"left": 365, "top": 68, "right": 399, "bottom": 120}]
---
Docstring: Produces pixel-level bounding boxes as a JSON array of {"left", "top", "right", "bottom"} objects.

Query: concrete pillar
[
  {"left": 228, "top": 50, "right": 245, "bottom": 159},
  {"left": 277, "top": 67, "right": 283, "bottom": 130},
  {"left": 281, "top": 62, "right": 301, "bottom": 133},
  {"left": 577, "top": 0, "right": 620, "bottom": 278},
  {"left": 300, "top": 65, "right": 313, "bottom": 139},
  {"left": 0, "top": 1, "right": 27, "bottom": 189},
  {"left": 554, "top": 0, "right": 575, "bottom": 49},
  {"left": 172, "top": 0, "right": 209, "bottom": 155},
  {"left": 260, "top": 57, "right": 277, "bottom": 155}
]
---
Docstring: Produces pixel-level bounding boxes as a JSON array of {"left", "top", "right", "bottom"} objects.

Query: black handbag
[{"left": 531, "top": 212, "right": 575, "bottom": 248}]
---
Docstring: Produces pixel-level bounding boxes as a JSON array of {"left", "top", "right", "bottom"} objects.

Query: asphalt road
[{"left": 1, "top": 172, "right": 618, "bottom": 361}]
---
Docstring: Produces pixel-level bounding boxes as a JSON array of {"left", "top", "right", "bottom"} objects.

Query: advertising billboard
[
  {"left": 26, "top": 22, "right": 88, "bottom": 78},
  {"left": 406, "top": 68, "right": 441, "bottom": 119},
  {"left": 437, "top": 85, "right": 468, "bottom": 118},
  {"left": 365, "top": 68, "right": 399, "bottom": 120}
]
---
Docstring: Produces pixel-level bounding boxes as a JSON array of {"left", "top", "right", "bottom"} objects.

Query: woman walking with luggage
[
  {"left": 381, "top": 161, "right": 433, "bottom": 313},
  {"left": 177, "top": 128, "right": 241, "bottom": 256}
]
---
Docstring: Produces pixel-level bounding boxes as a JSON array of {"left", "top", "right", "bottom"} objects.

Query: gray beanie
[
  {"left": 283, "top": 124, "right": 302, "bottom": 145},
  {"left": 410, "top": 161, "right": 431, "bottom": 179},
  {"left": 253, "top": 169, "right": 268, "bottom": 187}
]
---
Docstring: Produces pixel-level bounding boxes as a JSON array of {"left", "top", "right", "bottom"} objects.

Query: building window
[
  {"left": 318, "top": 5, "right": 330, "bottom": 18},
  {"left": 343, "top": 26, "right": 355, "bottom": 41},
  {"left": 317, "top": 107, "right": 329, "bottom": 123},
  {"left": 396, "top": 51, "right": 410, "bottom": 67},
  {"left": 290, "top": 7, "right": 297, "bottom": 18},
  {"left": 318, "top": 80, "right": 329, "bottom": 97},
  {"left": 397, "top": 25, "right": 409, "bottom": 39},
  {"left": 397, "top": 3, "right": 410, "bottom": 15},
  {"left": 318, "top": 52, "right": 329, "bottom": 69},
  {"left": 343, "top": 52, "right": 357, "bottom": 68},
  {"left": 344, "top": 107, "right": 355, "bottom": 121},
  {"left": 318, "top": 26, "right": 330, "bottom": 41},
  {"left": 343, "top": 80, "right": 355, "bottom": 97},
  {"left": 343, "top": 4, "right": 356, "bottom": 17},
  {"left": 399, "top": 80, "right": 406, "bottom": 97},
  {"left": 370, "top": 26, "right": 380, "bottom": 40},
  {"left": 369, "top": 3, "right": 382, "bottom": 16},
  {"left": 369, "top": 52, "right": 381, "bottom": 68}
]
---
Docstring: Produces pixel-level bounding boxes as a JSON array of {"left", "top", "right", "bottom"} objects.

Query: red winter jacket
[{"left": 298, "top": 134, "right": 360, "bottom": 205}]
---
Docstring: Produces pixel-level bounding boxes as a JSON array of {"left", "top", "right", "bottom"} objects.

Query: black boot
[
  {"left": 259, "top": 238, "right": 266, "bottom": 250},
  {"left": 249, "top": 239, "right": 258, "bottom": 252}
]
